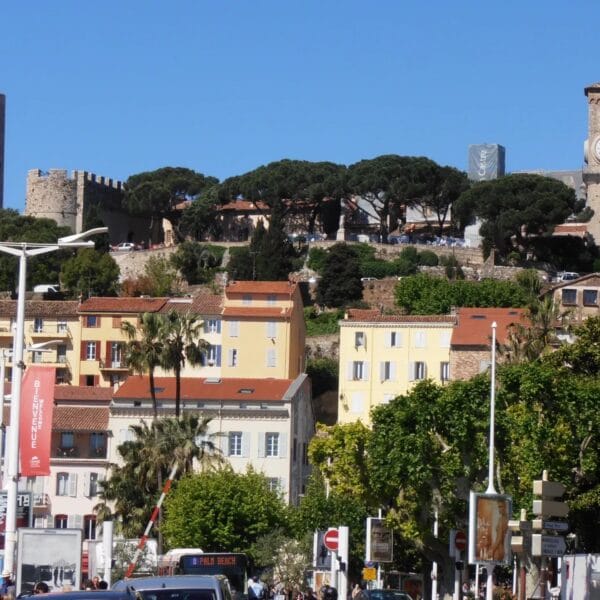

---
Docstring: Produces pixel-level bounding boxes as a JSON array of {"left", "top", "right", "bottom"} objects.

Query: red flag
[{"left": 19, "top": 366, "right": 55, "bottom": 476}]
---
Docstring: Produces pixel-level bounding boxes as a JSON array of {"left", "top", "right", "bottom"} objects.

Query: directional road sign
[{"left": 532, "top": 534, "right": 566, "bottom": 557}]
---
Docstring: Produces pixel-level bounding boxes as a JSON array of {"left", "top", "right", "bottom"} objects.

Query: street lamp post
[{"left": 0, "top": 227, "right": 107, "bottom": 575}]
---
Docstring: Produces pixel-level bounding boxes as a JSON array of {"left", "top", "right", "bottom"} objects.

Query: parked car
[
  {"left": 113, "top": 575, "right": 232, "bottom": 600},
  {"left": 388, "top": 234, "right": 410, "bottom": 245},
  {"left": 557, "top": 272, "right": 580, "bottom": 282},
  {"left": 112, "top": 242, "right": 136, "bottom": 252},
  {"left": 361, "top": 590, "right": 412, "bottom": 600}
]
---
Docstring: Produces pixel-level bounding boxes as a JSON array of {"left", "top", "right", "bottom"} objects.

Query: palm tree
[
  {"left": 122, "top": 312, "right": 166, "bottom": 421},
  {"left": 161, "top": 310, "right": 208, "bottom": 417}
]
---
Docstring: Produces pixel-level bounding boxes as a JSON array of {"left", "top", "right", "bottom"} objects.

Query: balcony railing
[
  {"left": 29, "top": 325, "right": 71, "bottom": 338},
  {"left": 53, "top": 446, "right": 107, "bottom": 459},
  {"left": 99, "top": 358, "right": 128, "bottom": 370}
]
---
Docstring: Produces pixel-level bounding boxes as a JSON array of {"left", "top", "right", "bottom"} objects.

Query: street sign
[
  {"left": 362, "top": 567, "right": 376, "bottom": 581},
  {"left": 455, "top": 530, "right": 467, "bottom": 552},
  {"left": 543, "top": 520, "right": 569, "bottom": 533},
  {"left": 533, "top": 499, "right": 569, "bottom": 518},
  {"left": 324, "top": 528, "right": 339, "bottom": 552},
  {"left": 532, "top": 534, "right": 566, "bottom": 557}
]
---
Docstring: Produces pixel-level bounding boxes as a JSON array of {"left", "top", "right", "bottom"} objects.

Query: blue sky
[{"left": 1, "top": 1, "right": 599, "bottom": 212}]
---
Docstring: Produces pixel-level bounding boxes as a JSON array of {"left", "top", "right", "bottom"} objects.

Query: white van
[{"left": 33, "top": 284, "right": 60, "bottom": 294}]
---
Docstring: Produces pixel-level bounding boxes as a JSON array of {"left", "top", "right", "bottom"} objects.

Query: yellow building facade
[{"left": 338, "top": 309, "right": 455, "bottom": 425}]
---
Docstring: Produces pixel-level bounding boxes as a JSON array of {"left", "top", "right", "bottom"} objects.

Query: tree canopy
[
  {"left": 60, "top": 248, "right": 120, "bottom": 298},
  {"left": 316, "top": 243, "right": 363, "bottom": 307},
  {"left": 123, "top": 167, "right": 218, "bottom": 241},
  {"left": 453, "top": 173, "right": 582, "bottom": 259}
]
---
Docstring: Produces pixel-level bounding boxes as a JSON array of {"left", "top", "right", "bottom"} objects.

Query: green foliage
[
  {"left": 306, "top": 357, "right": 339, "bottom": 397},
  {"left": 179, "top": 187, "right": 222, "bottom": 241},
  {"left": 141, "top": 255, "right": 182, "bottom": 296},
  {"left": 417, "top": 250, "right": 439, "bottom": 266},
  {"left": 316, "top": 244, "right": 363, "bottom": 307},
  {"left": 171, "top": 242, "right": 225, "bottom": 284},
  {"left": 0, "top": 209, "right": 74, "bottom": 292},
  {"left": 454, "top": 173, "right": 581, "bottom": 260},
  {"left": 60, "top": 248, "right": 120, "bottom": 297},
  {"left": 304, "top": 307, "right": 343, "bottom": 336},
  {"left": 514, "top": 269, "right": 542, "bottom": 299},
  {"left": 162, "top": 467, "right": 289, "bottom": 553},
  {"left": 307, "top": 247, "right": 328, "bottom": 273},
  {"left": 394, "top": 274, "right": 530, "bottom": 314}
]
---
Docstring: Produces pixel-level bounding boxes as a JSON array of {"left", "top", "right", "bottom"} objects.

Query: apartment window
[
  {"left": 267, "top": 478, "right": 280, "bottom": 492},
  {"left": 583, "top": 289, "right": 598, "bottom": 306},
  {"left": 293, "top": 438, "right": 297, "bottom": 462},
  {"left": 31, "top": 351, "right": 44, "bottom": 364},
  {"left": 410, "top": 361, "right": 426, "bottom": 381},
  {"left": 57, "top": 345, "right": 67, "bottom": 364},
  {"left": 229, "top": 321, "right": 240, "bottom": 337},
  {"left": 380, "top": 361, "right": 396, "bottom": 381},
  {"left": 57, "top": 320, "right": 68, "bottom": 333},
  {"left": 89, "top": 473, "right": 100, "bottom": 497},
  {"left": 355, "top": 332, "right": 365, "bottom": 347},
  {"left": 243, "top": 294, "right": 252, "bottom": 306},
  {"left": 350, "top": 392, "right": 364, "bottom": 414},
  {"left": 90, "top": 433, "right": 105, "bottom": 455},
  {"left": 205, "top": 319, "right": 220, "bottom": 334},
  {"left": 61, "top": 432, "right": 74, "bottom": 450},
  {"left": 56, "top": 472, "right": 77, "bottom": 497},
  {"left": 33, "top": 318, "right": 43, "bottom": 333},
  {"left": 86, "top": 342, "right": 97, "bottom": 360},
  {"left": 440, "top": 332, "right": 451, "bottom": 349},
  {"left": 414, "top": 331, "right": 427, "bottom": 348},
  {"left": 266, "top": 321, "right": 277, "bottom": 338},
  {"left": 109, "top": 374, "right": 121, "bottom": 387},
  {"left": 111, "top": 342, "right": 122, "bottom": 366},
  {"left": 84, "top": 515, "right": 97, "bottom": 540},
  {"left": 266, "top": 349, "right": 276, "bottom": 368},
  {"left": 54, "top": 514, "right": 68, "bottom": 528},
  {"left": 267, "top": 294, "right": 276, "bottom": 305},
  {"left": 112, "top": 316, "right": 122, "bottom": 328},
  {"left": 352, "top": 361, "right": 366, "bottom": 381},
  {"left": 389, "top": 331, "right": 402, "bottom": 348},
  {"left": 229, "top": 432, "right": 243, "bottom": 457},
  {"left": 205, "top": 345, "right": 220, "bottom": 366},
  {"left": 228, "top": 349, "right": 238, "bottom": 367},
  {"left": 440, "top": 362, "right": 450, "bottom": 382},
  {"left": 562, "top": 289, "right": 577, "bottom": 305},
  {"left": 266, "top": 433, "right": 280, "bottom": 457},
  {"left": 85, "top": 315, "right": 98, "bottom": 327}
]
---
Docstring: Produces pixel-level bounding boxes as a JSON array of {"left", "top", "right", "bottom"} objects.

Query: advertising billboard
[
  {"left": 468, "top": 492, "right": 512, "bottom": 564},
  {"left": 0, "top": 492, "right": 32, "bottom": 552},
  {"left": 16, "top": 528, "right": 82, "bottom": 595},
  {"left": 366, "top": 517, "right": 393, "bottom": 563},
  {"left": 468, "top": 144, "right": 506, "bottom": 181}
]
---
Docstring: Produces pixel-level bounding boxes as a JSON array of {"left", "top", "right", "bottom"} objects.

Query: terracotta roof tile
[
  {"left": 79, "top": 297, "right": 168, "bottom": 313},
  {"left": 0, "top": 300, "right": 79, "bottom": 318},
  {"left": 160, "top": 294, "right": 223, "bottom": 315},
  {"left": 452, "top": 307, "right": 527, "bottom": 347},
  {"left": 53, "top": 386, "right": 113, "bottom": 402},
  {"left": 345, "top": 309, "right": 455, "bottom": 324},
  {"left": 217, "top": 200, "right": 269, "bottom": 212},
  {"left": 114, "top": 375, "right": 293, "bottom": 402},
  {"left": 225, "top": 281, "right": 297, "bottom": 297},
  {"left": 222, "top": 306, "right": 292, "bottom": 318},
  {"left": 53, "top": 406, "right": 110, "bottom": 431}
]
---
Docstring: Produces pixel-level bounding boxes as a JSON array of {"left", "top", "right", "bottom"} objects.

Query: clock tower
[{"left": 584, "top": 82, "right": 600, "bottom": 242}]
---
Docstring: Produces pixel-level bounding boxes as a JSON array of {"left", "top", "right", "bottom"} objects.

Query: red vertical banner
[{"left": 19, "top": 366, "right": 55, "bottom": 476}]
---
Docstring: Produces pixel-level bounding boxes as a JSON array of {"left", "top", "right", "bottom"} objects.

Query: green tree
[
  {"left": 316, "top": 243, "right": 363, "bottom": 307},
  {"left": 218, "top": 159, "right": 347, "bottom": 237},
  {"left": 453, "top": 174, "right": 582, "bottom": 260},
  {"left": 122, "top": 312, "right": 166, "bottom": 420},
  {"left": 161, "top": 467, "right": 289, "bottom": 553},
  {"left": 161, "top": 310, "right": 208, "bottom": 417},
  {"left": 171, "top": 242, "right": 225, "bottom": 285},
  {"left": 179, "top": 186, "right": 222, "bottom": 241},
  {"left": 124, "top": 167, "right": 218, "bottom": 242},
  {"left": 96, "top": 415, "right": 220, "bottom": 537},
  {"left": 60, "top": 248, "right": 120, "bottom": 297},
  {"left": 306, "top": 357, "right": 338, "bottom": 397}
]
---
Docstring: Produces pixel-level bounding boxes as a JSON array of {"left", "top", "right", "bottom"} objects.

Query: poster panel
[
  {"left": 468, "top": 492, "right": 512, "bottom": 564},
  {"left": 366, "top": 517, "right": 393, "bottom": 563},
  {"left": 16, "top": 528, "right": 82, "bottom": 595},
  {"left": 0, "top": 492, "right": 32, "bottom": 552},
  {"left": 19, "top": 366, "right": 56, "bottom": 476}
]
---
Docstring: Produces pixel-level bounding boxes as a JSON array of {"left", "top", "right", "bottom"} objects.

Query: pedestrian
[
  {"left": 0, "top": 570, "right": 13, "bottom": 596},
  {"left": 33, "top": 582, "right": 49, "bottom": 595},
  {"left": 92, "top": 576, "right": 100, "bottom": 589},
  {"left": 97, "top": 580, "right": 108, "bottom": 590},
  {"left": 249, "top": 577, "right": 266, "bottom": 600}
]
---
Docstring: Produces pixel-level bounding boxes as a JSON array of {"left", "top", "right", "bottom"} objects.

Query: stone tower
[
  {"left": 0, "top": 94, "right": 5, "bottom": 209},
  {"left": 584, "top": 82, "right": 600, "bottom": 242}
]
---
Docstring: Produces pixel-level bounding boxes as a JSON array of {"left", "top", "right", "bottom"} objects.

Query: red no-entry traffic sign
[
  {"left": 455, "top": 530, "right": 467, "bottom": 552},
  {"left": 324, "top": 528, "right": 339, "bottom": 552}
]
